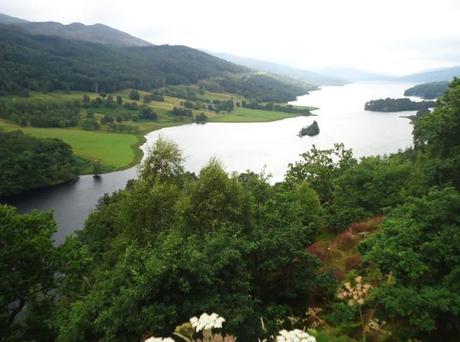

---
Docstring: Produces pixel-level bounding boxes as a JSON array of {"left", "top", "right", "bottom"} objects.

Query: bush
[
  {"left": 334, "top": 231, "right": 357, "bottom": 251},
  {"left": 344, "top": 255, "right": 361, "bottom": 271}
]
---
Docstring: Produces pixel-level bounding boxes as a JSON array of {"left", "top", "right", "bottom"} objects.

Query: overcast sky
[{"left": 1, "top": 0, "right": 460, "bottom": 75}]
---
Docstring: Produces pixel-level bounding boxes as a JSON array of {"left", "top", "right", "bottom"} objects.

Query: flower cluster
[
  {"left": 366, "top": 318, "right": 387, "bottom": 333},
  {"left": 337, "top": 276, "right": 372, "bottom": 306},
  {"left": 145, "top": 337, "right": 175, "bottom": 342},
  {"left": 190, "top": 313, "right": 225, "bottom": 332},
  {"left": 276, "top": 329, "right": 316, "bottom": 342},
  {"left": 306, "top": 307, "right": 326, "bottom": 328}
]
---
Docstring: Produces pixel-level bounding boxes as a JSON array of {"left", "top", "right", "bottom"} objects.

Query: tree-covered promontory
[
  {"left": 364, "top": 97, "right": 436, "bottom": 112},
  {"left": 0, "top": 131, "right": 79, "bottom": 197}
]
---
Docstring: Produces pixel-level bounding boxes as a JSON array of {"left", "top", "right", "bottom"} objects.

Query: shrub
[
  {"left": 349, "top": 216, "right": 383, "bottom": 234},
  {"left": 344, "top": 255, "right": 361, "bottom": 271},
  {"left": 334, "top": 231, "right": 357, "bottom": 251}
]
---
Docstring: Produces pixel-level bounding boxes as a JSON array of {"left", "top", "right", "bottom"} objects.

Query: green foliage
[
  {"left": 0, "top": 99, "right": 80, "bottom": 127},
  {"left": 195, "top": 112, "right": 208, "bottom": 123},
  {"left": 48, "top": 141, "right": 326, "bottom": 340},
  {"left": 79, "top": 117, "right": 100, "bottom": 130},
  {"left": 213, "top": 74, "right": 308, "bottom": 102},
  {"left": 286, "top": 143, "right": 357, "bottom": 205},
  {"left": 207, "top": 99, "right": 235, "bottom": 113},
  {"left": 243, "top": 101, "right": 312, "bottom": 115},
  {"left": 0, "top": 205, "right": 57, "bottom": 339},
  {"left": 413, "top": 78, "right": 460, "bottom": 189},
  {"left": 172, "top": 106, "right": 193, "bottom": 117},
  {"left": 128, "top": 89, "right": 140, "bottom": 101},
  {"left": 329, "top": 155, "right": 425, "bottom": 229},
  {"left": 0, "top": 130, "right": 78, "bottom": 197},
  {"left": 365, "top": 97, "right": 436, "bottom": 112},
  {"left": 360, "top": 187, "right": 460, "bottom": 337}
]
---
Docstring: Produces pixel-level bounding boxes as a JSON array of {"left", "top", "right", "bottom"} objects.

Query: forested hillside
[
  {"left": 2, "top": 79, "right": 460, "bottom": 341},
  {"left": 0, "top": 25, "right": 310, "bottom": 102},
  {"left": 0, "top": 25, "right": 246, "bottom": 94},
  {"left": 404, "top": 81, "right": 450, "bottom": 99}
]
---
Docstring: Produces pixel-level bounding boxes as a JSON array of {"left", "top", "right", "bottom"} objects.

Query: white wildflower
[
  {"left": 189, "top": 312, "right": 226, "bottom": 332},
  {"left": 145, "top": 337, "right": 175, "bottom": 342},
  {"left": 276, "top": 329, "right": 316, "bottom": 342}
]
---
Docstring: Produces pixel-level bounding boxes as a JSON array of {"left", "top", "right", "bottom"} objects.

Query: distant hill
[
  {"left": 404, "top": 81, "right": 450, "bottom": 99},
  {"left": 315, "top": 67, "right": 393, "bottom": 82},
  {"left": 0, "top": 13, "right": 28, "bottom": 24},
  {"left": 399, "top": 66, "right": 460, "bottom": 83},
  {"left": 0, "top": 12, "right": 152, "bottom": 47},
  {"left": 210, "top": 52, "right": 346, "bottom": 86}
]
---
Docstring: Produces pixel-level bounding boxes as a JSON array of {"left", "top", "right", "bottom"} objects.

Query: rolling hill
[{"left": 399, "top": 66, "right": 460, "bottom": 83}]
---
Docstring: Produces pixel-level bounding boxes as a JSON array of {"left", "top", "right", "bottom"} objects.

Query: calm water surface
[{"left": 4, "top": 81, "right": 419, "bottom": 243}]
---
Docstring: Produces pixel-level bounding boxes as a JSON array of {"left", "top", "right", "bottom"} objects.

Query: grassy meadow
[
  {"left": 0, "top": 120, "right": 141, "bottom": 173},
  {"left": 1, "top": 86, "right": 314, "bottom": 174}
]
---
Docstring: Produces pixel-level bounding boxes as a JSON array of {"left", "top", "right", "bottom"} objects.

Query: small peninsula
[
  {"left": 298, "top": 120, "right": 320, "bottom": 136},
  {"left": 364, "top": 98, "right": 436, "bottom": 112}
]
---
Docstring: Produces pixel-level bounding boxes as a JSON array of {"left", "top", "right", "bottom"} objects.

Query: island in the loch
[
  {"left": 404, "top": 81, "right": 449, "bottom": 99},
  {"left": 298, "top": 120, "right": 320, "bottom": 137},
  {"left": 364, "top": 97, "right": 436, "bottom": 112}
]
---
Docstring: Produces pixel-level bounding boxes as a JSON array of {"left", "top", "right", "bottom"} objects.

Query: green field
[
  {"left": 0, "top": 89, "right": 316, "bottom": 174},
  {"left": 0, "top": 120, "right": 141, "bottom": 173}
]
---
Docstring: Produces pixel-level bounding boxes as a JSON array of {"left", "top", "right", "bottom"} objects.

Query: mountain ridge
[
  {"left": 210, "top": 51, "right": 347, "bottom": 86},
  {"left": 0, "top": 12, "right": 152, "bottom": 47}
]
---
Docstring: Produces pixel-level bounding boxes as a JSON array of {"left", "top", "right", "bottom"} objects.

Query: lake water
[{"left": 3, "top": 81, "right": 418, "bottom": 244}]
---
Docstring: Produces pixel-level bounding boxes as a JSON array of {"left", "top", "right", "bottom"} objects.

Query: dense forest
[
  {"left": 0, "top": 130, "right": 79, "bottom": 197},
  {"left": 0, "top": 25, "right": 310, "bottom": 102},
  {"left": 404, "top": 81, "right": 450, "bottom": 99},
  {"left": 364, "top": 97, "right": 436, "bottom": 112},
  {"left": 2, "top": 79, "right": 460, "bottom": 341}
]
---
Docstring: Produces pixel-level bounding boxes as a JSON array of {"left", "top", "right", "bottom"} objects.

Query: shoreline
[{"left": 76, "top": 112, "right": 317, "bottom": 176}]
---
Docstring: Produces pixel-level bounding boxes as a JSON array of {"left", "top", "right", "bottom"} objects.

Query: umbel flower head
[
  {"left": 190, "top": 312, "right": 226, "bottom": 332},
  {"left": 145, "top": 337, "right": 175, "bottom": 342},
  {"left": 337, "top": 276, "right": 372, "bottom": 306},
  {"left": 276, "top": 329, "right": 316, "bottom": 342}
]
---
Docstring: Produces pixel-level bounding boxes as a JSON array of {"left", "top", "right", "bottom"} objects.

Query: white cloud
[{"left": 1, "top": 0, "right": 459, "bottom": 74}]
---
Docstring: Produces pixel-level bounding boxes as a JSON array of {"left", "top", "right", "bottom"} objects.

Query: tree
[
  {"left": 143, "top": 94, "right": 152, "bottom": 104},
  {"left": 359, "top": 187, "right": 460, "bottom": 338},
  {"left": 92, "top": 160, "right": 102, "bottom": 177},
  {"left": 116, "top": 95, "right": 123, "bottom": 105},
  {"left": 413, "top": 78, "right": 460, "bottom": 189},
  {"left": 185, "top": 158, "right": 251, "bottom": 235},
  {"left": 82, "top": 94, "right": 90, "bottom": 105},
  {"left": 329, "top": 156, "right": 425, "bottom": 229},
  {"left": 139, "top": 137, "right": 184, "bottom": 182},
  {"left": 139, "top": 106, "right": 158, "bottom": 120},
  {"left": 0, "top": 205, "right": 56, "bottom": 338},
  {"left": 286, "top": 143, "right": 357, "bottom": 205},
  {"left": 129, "top": 89, "right": 140, "bottom": 101}
]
